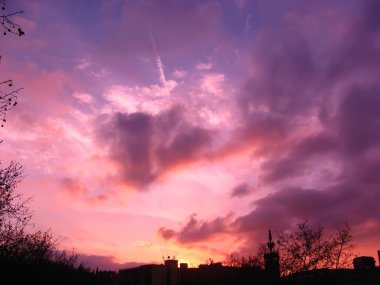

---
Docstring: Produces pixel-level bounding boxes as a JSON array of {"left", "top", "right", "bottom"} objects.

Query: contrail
[{"left": 150, "top": 34, "right": 168, "bottom": 91}]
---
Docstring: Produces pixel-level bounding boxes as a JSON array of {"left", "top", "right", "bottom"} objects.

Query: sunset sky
[{"left": 1, "top": 0, "right": 380, "bottom": 270}]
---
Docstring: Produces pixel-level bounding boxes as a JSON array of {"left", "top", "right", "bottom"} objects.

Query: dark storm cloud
[{"left": 97, "top": 107, "right": 212, "bottom": 189}]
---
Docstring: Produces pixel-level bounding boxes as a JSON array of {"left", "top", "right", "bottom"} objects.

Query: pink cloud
[
  {"left": 59, "top": 177, "right": 88, "bottom": 198},
  {"left": 159, "top": 213, "right": 235, "bottom": 244},
  {"left": 87, "top": 194, "right": 109, "bottom": 205}
]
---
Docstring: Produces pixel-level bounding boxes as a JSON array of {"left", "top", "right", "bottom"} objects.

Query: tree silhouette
[
  {"left": 0, "top": 0, "right": 57, "bottom": 267},
  {"left": 0, "top": 0, "right": 25, "bottom": 36},
  {"left": 0, "top": 161, "right": 31, "bottom": 226},
  {"left": 0, "top": 0, "right": 28, "bottom": 228},
  {"left": 0, "top": 3, "right": 112, "bottom": 284},
  {"left": 0, "top": 78, "right": 22, "bottom": 131},
  {"left": 224, "top": 243, "right": 267, "bottom": 269},
  {"left": 0, "top": 0, "right": 24, "bottom": 139},
  {"left": 276, "top": 220, "right": 354, "bottom": 275},
  {"left": 0, "top": 1, "right": 82, "bottom": 274},
  {"left": 332, "top": 222, "right": 354, "bottom": 269},
  {"left": 0, "top": 0, "right": 29, "bottom": 237}
]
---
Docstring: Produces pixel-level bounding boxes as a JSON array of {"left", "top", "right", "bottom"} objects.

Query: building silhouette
[
  {"left": 118, "top": 234, "right": 380, "bottom": 285},
  {"left": 119, "top": 259, "right": 266, "bottom": 285},
  {"left": 165, "top": 258, "right": 178, "bottom": 285},
  {"left": 353, "top": 256, "right": 376, "bottom": 270},
  {"left": 119, "top": 231, "right": 280, "bottom": 285}
]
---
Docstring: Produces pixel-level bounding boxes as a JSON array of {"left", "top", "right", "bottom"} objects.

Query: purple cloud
[
  {"left": 160, "top": 182, "right": 380, "bottom": 251},
  {"left": 97, "top": 107, "right": 212, "bottom": 189},
  {"left": 158, "top": 0, "right": 380, "bottom": 253},
  {"left": 231, "top": 182, "right": 251, "bottom": 197},
  {"left": 159, "top": 214, "right": 231, "bottom": 244}
]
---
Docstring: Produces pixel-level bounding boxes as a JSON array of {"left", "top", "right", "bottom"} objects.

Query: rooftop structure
[{"left": 264, "top": 229, "right": 280, "bottom": 281}]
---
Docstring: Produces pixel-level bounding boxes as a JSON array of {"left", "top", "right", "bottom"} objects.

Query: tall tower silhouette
[{"left": 264, "top": 230, "right": 280, "bottom": 282}]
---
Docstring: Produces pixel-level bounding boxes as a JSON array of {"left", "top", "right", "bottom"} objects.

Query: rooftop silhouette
[{"left": 118, "top": 230, "right": 380, "bottom": 285}]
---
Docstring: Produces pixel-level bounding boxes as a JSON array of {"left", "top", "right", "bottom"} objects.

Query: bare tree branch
[
  {"left": 0, "top": 0, "right": 25, "bottom": 139},
  {"left": 0, "top": 0, "right": 25, "bottom": 36},
  {"left": 0, "top": 161, "right": 31, "bottom": 227},
  {"left": 0, "top": 78, "right": 23, "bottom": 129},
  {"left": 276, "top": 220, "right": 355, "bottom": 276}
]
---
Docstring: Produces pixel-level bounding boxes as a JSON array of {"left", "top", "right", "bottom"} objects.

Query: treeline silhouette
[
  {"left": 0, "top": 2, "right": 113, "bottom": 284},
  {"left": 223, "top": 221, "right": 354, "bottom": 276},
  {"left": 0, "top": 163, "right": 117, "bottom": 283}
]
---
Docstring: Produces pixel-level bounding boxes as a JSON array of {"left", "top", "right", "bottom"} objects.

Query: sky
[{"left": 1, "top": 0, "right": 380, "bottom": 270}]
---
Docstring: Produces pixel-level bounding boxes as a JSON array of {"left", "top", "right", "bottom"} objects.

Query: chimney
[{"left": 378, "top": 250, "right": 380, "bottom": 267}]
